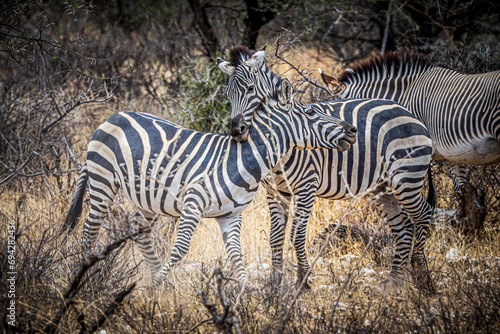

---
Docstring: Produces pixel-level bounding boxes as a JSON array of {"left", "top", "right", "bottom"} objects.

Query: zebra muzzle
[
  {"left": 230, "top": 114, "right": 250, "bottom": 142},
  {"left": 336, "top": 139, "right": 352, "bottom": 152}
]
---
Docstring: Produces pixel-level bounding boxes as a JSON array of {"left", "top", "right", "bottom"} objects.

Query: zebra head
[
  {"left": 217, "top": 46, "right": 357, "bottom": 150},
  {"left": 217, "top": 46, "right": 269, "bottom": 141}
]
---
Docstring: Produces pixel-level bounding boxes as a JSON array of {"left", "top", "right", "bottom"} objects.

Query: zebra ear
[
  {"left": 279, "top": 78, "right": 294, "bottom": 106},
  {"left": 244, "top": 45, "right": 266, "bottom": 69},
  {"left": 218, "top": 58, "right": 235, "bottom": 75},
  {"left": 319, "top": 68, "right": 345, "bottom": 95}
]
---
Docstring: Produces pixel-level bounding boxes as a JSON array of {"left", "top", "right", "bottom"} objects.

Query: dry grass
[{"left": 2, "top": 163, "right": 500, "bottom": 333}]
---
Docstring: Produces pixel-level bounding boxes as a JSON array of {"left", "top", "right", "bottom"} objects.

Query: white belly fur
[{"left": 434, "top": 137, "right": 500, "bottom": 165}]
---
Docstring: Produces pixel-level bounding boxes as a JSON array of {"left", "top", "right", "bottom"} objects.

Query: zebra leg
[
  {"left": 393, "top": 191, "right": 435, "bottom": 293},
  {"left": 154, "top": 198, "right": 202, "bottom": 284},
  {"left": 131, "top": 211, "right": 161, "bottom": 272},
  {"left": 290, "top": 190, "right": 317, "bottom": 290},
  {"left": 80, "top": 168, "right": 118, "bottom": 250},
  {"left": 449, "top": 164, "right": 468, "bottom": 199},
  {"left": 267, "top": 191, "right": 291, "bottom": 285},
  {"left": 80, "top": 201, "right": 111, "bottom": 249},
  {"left": 374, "top": 191, "right": 414, "bottom": 286},
  {"left": 217, "top": 215, "right": 248, "bottom": 286}
]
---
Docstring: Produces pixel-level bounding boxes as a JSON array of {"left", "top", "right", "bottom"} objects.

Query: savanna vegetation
[{"left": 1, "top": 1, "right": 500, "bottom": 333}]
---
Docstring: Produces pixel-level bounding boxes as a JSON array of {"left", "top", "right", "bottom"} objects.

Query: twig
[
  {"left": 273, "top": 29, "right": 331, "bottom": 94},
  {"left": 41, "top": 233, "right": 137, "bottom": 333},
  {"left": 85, "top": 282, "right": 136, "bottom": 334},
  {"left": 196, "top": 266, "right": 241, "bottom": 334},
  {"left": 41, "top": 86, "right": 112, "bottom": 134}
]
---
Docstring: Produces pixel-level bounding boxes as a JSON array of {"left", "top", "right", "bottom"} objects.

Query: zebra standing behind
[
  {"left": 320, "top": 53, "right": 500, "bottom": 198},
  {"left": 60, "top": 86, "right": 356, "bottom": 286},
  {"left": 218, "top": 46, "right": 435, "bottom": 292}
]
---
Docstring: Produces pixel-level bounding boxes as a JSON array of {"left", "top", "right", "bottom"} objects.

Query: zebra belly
[{"left": 435, "top": 137, "right": 500, "bottom": 165}]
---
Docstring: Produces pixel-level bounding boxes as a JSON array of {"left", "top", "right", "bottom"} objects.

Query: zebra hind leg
[
  {"left": 449, "top": 164, "right": 468, "bottom": 200},
  {"left": 80, "top": 200, "right": 111, "bottom": 251},
  {"left": 374, "top": 191, "right": 414, "bottom": 291},
  {"left": 131, "top": 211, "right": 162, "bottom": 274},
  {"left": 80, "top": 168, "right": 119, "bottom": 251}
]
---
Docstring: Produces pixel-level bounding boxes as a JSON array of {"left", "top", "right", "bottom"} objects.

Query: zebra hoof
[
  {"left": 152, "top": 273, "right": 167, "bottom": 286},
  {"left": 240, "top": 281, "right": 256, "bottom": 294},
  {"left": 295, "top": 276, "right": 311, "bottom": 291},
  {"left": 376, "top": 277, "right": 405, "bottom": 294},
  {"left": 413, "top": 271, "right": 436, "bottom": 295},
  {"left": 269, "top": 271, "right": 283, "bottom": 287}
]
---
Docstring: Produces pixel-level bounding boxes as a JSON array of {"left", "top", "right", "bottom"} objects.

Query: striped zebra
[
  {"left": 320, "top": 52, "right": 500, "bottom": 198},
  {"left": 60, "top": 91, "right": 356, "bottom": 285},
  {"left": 218, "top": 46, "right": 435, "bottom": 291}
]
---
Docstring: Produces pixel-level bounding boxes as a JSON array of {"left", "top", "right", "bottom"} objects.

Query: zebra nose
[
  {"left": 346, "top": 124, "right": 357, "bottom": 135},
  {"left": 230, "top": 115, "right": 250, "bottom": 141},
  {"left": 344, "top": 124, "right": 357, "bottom": 140}
]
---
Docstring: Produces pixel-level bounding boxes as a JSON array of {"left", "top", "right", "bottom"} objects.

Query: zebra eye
[
  {"left": 305, "top": 108, "right": 315, "bottom": 115},
  {"left": 247, "top": 85, "right": 255, "bottom": 94}
]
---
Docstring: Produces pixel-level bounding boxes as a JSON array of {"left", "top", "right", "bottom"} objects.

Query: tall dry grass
[{"left": 2, "top": 153, "right": 500, "bottom": 333}]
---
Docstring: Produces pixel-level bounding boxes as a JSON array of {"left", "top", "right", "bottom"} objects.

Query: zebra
[
  {"left": 319, "top": 52, "right": 500, "bottom": 199},
  {"left": 218, "top": 46, "right": 435, "bottom": 291},
  {"left": 60, "top": 89, "right": 356, "bottom": 286}
]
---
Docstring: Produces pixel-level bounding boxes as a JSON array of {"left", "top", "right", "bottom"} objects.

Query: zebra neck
[
  {"left": 342, "top": 66, "right": 433, "bottom": 104},
  {"left": 240, "top": 112, "right": 293, "bottom": 182}
]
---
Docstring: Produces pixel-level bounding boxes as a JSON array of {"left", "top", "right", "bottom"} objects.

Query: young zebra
[
  {"left": 218, "top": 46, "right": 435, "bottom": 292},
  {"left": 319, "top": 53, "right": 500, "bottom": 199},
  {"left": 61, "top": 90, "right": 356, "bottom": 285}
]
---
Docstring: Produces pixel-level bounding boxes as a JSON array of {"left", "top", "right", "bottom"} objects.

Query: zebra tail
[
  {"left": 60, "top": 163, "right": 89, "bottom": 235},
  {"left": 426, "top": 166, "right": 437, "bottom": 208}
]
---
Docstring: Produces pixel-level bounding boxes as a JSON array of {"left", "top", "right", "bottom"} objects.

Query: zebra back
[{"left": 323, "top": 52, "right": 500, "bottom": 165}]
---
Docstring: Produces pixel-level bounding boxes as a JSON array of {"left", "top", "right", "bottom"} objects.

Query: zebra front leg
[
  {"left": 267, "top": 191, "right": 291, "bottom": 286},
  {"left": 154, "top": 199, "right": 202, "bottom": 285},
  {"left": 374, "top": 191, "right": 414, "bottom": 288},
  {"left": 217, "top": 215, "right": 249, "bottom": 287},
  {"left": 131, "top": 211, "right": 161, "bottom": 272},
  {"left": 290, "top": 190, "right": 317, "bottom": 290}
]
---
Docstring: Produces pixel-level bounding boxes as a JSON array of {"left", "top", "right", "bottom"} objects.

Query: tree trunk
[
  {"left": 188, "top": 0, "right": 220, "bottom": 59},
  {"left": 242, "top": 0, "right": 276, "bottom": 49}
]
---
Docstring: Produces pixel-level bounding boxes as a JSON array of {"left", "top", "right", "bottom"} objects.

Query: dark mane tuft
[
  {"left": 338, "top": 51, "right": 433, "bottom": 83},
  {"left": 229, "top": 46, "right": 255, "bottom": 67}
]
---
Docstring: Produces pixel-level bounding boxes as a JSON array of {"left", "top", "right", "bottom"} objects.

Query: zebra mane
[
  {"left": 338, "top": 51, "right": 434, "bottom": 82},
  {"left": 229, "top": 46, "right": 255, "bottom": 67}
]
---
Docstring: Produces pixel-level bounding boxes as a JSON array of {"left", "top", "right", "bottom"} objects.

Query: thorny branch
[
  {"left": 191, "top": 266, "right": 241, "bottom": 334},
  {"left": 274, "top": 29, "right": 334, "bottom": 98},
  {"left": 41, "top": 233, "right": 138, "bottom": 334}
]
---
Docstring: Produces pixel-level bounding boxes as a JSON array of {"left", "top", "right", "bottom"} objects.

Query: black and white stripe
[
  {"left": 219, "top": 46, "right": 435, "bottom": 291},
  {"left": 61, "top": 92, "right": 353, "bottom": 285},
  {"left": 321, "top": 52, "right": 500, "bottom": 196}
]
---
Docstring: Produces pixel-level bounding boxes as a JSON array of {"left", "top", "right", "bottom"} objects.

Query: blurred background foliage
[{"left": 1, "top": 0, "right": 499, "bottom": 188}]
